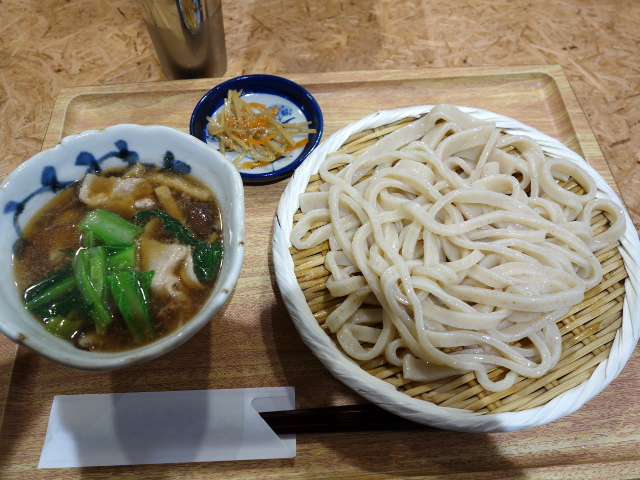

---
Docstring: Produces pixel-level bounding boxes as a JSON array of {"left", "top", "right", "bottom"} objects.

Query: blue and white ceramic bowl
[
  {"left": 190, "top": 74, "right": 323, "bottom": 183},
  {"left": 0, "top": 124, "right": 245, "bottom": 371}
]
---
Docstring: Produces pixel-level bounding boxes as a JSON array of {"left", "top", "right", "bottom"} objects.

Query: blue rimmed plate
[{"left": 190, "top": 74, "right": 324, "bottom": 184}]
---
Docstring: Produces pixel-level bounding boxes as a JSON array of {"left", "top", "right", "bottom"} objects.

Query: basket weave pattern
[
  {"left": 288, "top": 118, "right": 627, "bottom": 414},
  {"left": 274, "top": 105, "right": 639, "bottom": 432}
]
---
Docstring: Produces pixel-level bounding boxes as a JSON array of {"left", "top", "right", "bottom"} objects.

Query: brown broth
[{"left": 13, "top": 164, "right": 222, "bottom": 352}]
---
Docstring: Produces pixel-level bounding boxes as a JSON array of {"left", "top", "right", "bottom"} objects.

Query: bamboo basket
[{"left": 273, "top": 106, "right": 640, "bottom": 432}]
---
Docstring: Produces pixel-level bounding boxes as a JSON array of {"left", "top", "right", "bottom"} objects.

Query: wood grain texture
[{"left": 1, "top": 65, "right": 638, "bottom": 479}]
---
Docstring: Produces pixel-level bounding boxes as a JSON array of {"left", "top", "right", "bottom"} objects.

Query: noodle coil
[{"left": 291, "top": 104, "right": 625, "bottom": 392}]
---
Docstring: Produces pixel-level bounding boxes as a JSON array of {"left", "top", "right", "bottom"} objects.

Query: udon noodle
[{"left": 291, "top": 104, "right": 626, "bottom": 392}]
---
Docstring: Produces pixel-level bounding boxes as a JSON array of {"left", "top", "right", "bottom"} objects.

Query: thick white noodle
[{"left": 290, "top": 104, "right": 626, "bottom": 393}]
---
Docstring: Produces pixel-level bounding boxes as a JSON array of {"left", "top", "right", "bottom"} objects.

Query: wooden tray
[{"left": 1, "top": 65, "right": 638, "bottom": 479}]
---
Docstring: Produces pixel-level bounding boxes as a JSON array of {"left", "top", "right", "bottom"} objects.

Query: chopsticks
[{"left": 259, "top": 404, "right": 434, "bottom": 434}]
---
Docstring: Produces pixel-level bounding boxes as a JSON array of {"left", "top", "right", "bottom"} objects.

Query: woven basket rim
[{"left": 273, "top": 105, "right": 640, "bottom": 432}]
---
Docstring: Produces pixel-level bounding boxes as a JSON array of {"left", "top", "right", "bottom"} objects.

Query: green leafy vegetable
[
  {"left": 83, "top": 230, "right": 95, "bottom": 248},
  {"left": 134, "top": 209, "right": 196, "bottom": 245},
  {"left": 104, "top": 242, "right": 137, "bottom": 274},
  {"left": 26, "top": 205, "right": 220, "bottom": 345},
  {"left": 107, "top": 270, "right": 154, "bottom": 342},
  {"left": 78, "top": 209, "right": 143, "bottom": 244},
  {"left": 192, "top": 241, "right": 223, "bottom": 281},
  {"left": 24, "top": 262, "right": 90, "bottom": 318},
  {"left": 73, "top": 246, "right": 112, "bottom": 333},
  {"left": 139, "top": 270, "right": 154, "bottom": 303},
  {"left": 44, "top": 312, "right": 84, "bottom": 339},
  {"left": 31, "top": 290, "right": 88, "bottom": 318},
  {"left": 24, "top": 263, "right": 76, "bottom": 308}
]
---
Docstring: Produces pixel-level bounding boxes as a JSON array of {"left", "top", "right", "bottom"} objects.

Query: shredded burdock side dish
[{"left": 206, "top": 89, "right": 316, "bottom": 170}]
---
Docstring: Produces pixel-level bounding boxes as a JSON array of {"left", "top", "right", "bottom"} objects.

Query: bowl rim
[
  {"left": 189, "top": 74, "right": 324, "bottom": 183},
  {"left": 272, "top": 104, "right": 640, "bottom": 432},
  {"left": 0, "top": 123, "right": 246, "bottom": 371}
]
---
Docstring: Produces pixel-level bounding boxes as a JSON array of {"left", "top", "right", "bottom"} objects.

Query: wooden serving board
[{"left": 0, "top": 65, "right": 638, "bottom": 479}]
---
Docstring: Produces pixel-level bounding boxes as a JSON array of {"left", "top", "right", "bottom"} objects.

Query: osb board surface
[{"left": 0, "top": 66, "right": 638, "bottom": 479}]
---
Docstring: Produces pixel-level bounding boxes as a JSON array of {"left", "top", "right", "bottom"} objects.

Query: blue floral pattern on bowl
[
  {"left": 273, "top": 104, "right": 294, "bottom": 123},
  {"left": 3, "top": 140, "right": 192, "bottom": 241}
]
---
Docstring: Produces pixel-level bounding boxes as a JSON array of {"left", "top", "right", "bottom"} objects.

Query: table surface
[
  {"left": 0, "top": 65, "right": 638, "bottom": 479},
  {"left": 1, "top": 1, "right": 640, "bottom": 478}
]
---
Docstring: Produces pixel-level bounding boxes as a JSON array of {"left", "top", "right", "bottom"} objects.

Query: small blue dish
[{"left": 190, "top": 74, "right": 323, "bottom": 184}]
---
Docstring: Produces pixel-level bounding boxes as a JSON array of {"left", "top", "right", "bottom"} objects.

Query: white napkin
[{"left": 39, "top": 386, "right": 295, "bottom": 468}]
